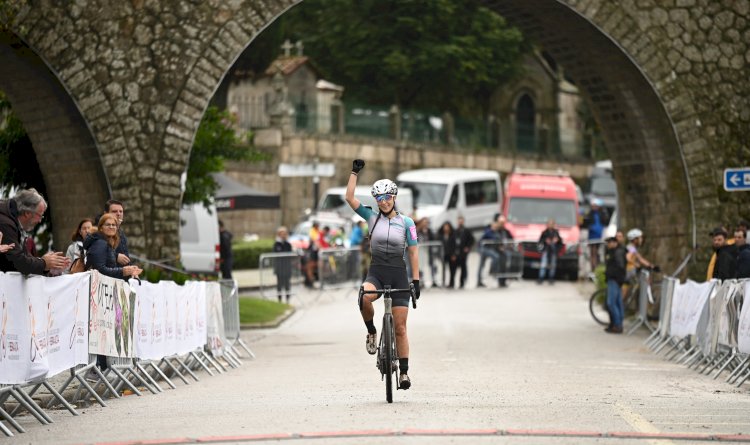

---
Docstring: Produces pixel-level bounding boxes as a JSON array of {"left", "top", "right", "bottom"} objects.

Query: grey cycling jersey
[{"left": 355, "top": 205, "right": 417, "bottom": 268}]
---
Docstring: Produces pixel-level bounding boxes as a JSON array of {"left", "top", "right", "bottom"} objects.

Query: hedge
[{"left": 232, "top": 238, "right": 275, "bottom": 269}]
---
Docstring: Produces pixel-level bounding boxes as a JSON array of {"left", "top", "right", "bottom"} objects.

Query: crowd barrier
[
  {"left": 258, "top": 252, "right": 304, "bottom": 302},
  {"left": 318, "top": 247, "right": 361, "bottom": 293},
  {"left": 644, "top": 275, "right": 750, "bottom": 389},
  {"left": 416, "top": 241, "right": 444, "bottom": 287},
  {"left": 477, "top": 240, "right": 524, "bottom": 282},
  {"left": 0, "top": 271, "right": 246, "bottom": 437}
]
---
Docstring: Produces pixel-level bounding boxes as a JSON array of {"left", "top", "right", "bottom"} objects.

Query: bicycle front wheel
[
  {"left": 589, "top": 288, "right": 609, "bottom": 326},
  {"left": 382, "top": 315, "right": 394, "bottom": 403}
]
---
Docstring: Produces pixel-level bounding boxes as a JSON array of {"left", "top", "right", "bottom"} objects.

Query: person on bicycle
[
  {"left": 346, "top": 159, "right": 420, "bottom": 390},
  {"left": 625, "top": 228, "right": 655, "bottom": 281}
]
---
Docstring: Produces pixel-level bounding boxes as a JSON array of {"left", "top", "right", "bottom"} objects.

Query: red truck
[{"left": 502, "top": 169, "right": 581, "bottom": 280}]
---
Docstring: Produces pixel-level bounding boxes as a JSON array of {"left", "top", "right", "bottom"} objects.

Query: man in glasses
[
  {"left": 346, "top": 159, "right": 420, "bottom": 390},
  {"left": 0, "top": 188, "right": 70, "bottom": 274}
]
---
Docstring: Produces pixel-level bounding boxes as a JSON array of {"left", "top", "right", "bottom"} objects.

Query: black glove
[
  {"left": 651, "top": 265, "right": 661, "bottom": 273},
  {"left": 411, "top": 279, "right": 420, "bottom": 300},
  {"left": 352, "top": 159, "right": 365, "bottom": 173}
]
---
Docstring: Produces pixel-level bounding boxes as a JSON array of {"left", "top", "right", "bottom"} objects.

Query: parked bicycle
[
  {"left": 589, "top": 266, "right": 661, "bottom": 326},
  {"left": 358, "top": 284, "right": 416, "bottom": 403}
]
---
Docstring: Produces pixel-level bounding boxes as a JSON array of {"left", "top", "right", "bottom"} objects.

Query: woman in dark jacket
[
  {"left": 84, "top": 213, "right": 142, "bottom": 279},
  {"left": 438, "top": 222, "right": 456, "bottom": 288},
  {"left": 273, "top": 226, "right": 293, "bottom": 303}
]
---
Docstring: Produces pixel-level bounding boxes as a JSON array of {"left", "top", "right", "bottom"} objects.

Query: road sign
[
  {"left": 723, "top": 168, "right": 750, "bottom": 191},
  {"left": 278, "top": 163, "right": 335, "bottom": 178}
]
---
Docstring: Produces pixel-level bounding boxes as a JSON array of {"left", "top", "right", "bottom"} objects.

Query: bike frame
[{"left": 358, "top": 284, "right": 415, "bottom": 403}]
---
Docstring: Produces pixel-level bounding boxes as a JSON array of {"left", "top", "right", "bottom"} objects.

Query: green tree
[
  {"left": 249, "top": 0, "right": 528, "bottom": 117},
  {"left": 183, "top": 106, "right": 270, "bottom": 209},
  {"left": 0, "top": 91, "right": 51, "bottom": 252}
]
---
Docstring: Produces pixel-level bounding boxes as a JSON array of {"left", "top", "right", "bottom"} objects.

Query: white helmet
[
  {"left": 627, "top": 228, "right": 643, "bottom": 241},
  {"left": 371, "top": 179, "right": 398, "bottom": 197}
]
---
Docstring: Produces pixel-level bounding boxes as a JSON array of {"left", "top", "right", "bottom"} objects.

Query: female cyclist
[{"left": 346, "top": 159, "right": 420, "bottom": 389}]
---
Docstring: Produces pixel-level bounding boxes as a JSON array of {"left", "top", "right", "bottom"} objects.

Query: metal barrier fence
[
  {"left": 477, "top": 240, "right": 524, "bottom": 283},
  {"left": 644, "top": 276, "right": 750, "bottom": 390},
  {"left": 0, "top": 276, "right": 250, "bottom": 437},
  {"left": 220, "top": 279, "right": 254, "bottom": 359},
  {"left": 318, "top": 247, "right": 361, "bottom": 292},
  {"left": 416, "top": 241, "right": 444, "bottom": 287},
  {"left": 258, "top": 252, "right": 304, "bottom": 302}
]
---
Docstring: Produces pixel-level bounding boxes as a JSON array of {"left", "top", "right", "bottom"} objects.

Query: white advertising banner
[
  {"left": 131, "top": 280, "right": 165, "bottom": 360},
  {"left": 205, "top": 281, "right": 226, "bottom": 357},
  {"left": 26, "top": 274, "right": 90, "bottom": 378},
  {"left": 88, "top": 271, "right": 135, "bottom": 358},
  {"left": 737, "top": 281, "right": 750, "bottom": 353},
  {"left": 669, "top": 280, "right": 715, "bottom": 339},
  {"left": 0, "top": 273, "right": 34, "bottom": 384}
]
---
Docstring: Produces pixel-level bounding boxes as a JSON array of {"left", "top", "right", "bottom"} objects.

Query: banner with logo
[
  {"left": 131, "top": 280, "right": 164, "bottom": 360},
  {"left": 88, "top": 271, "right": 135, "bottom": 358},
  {"left": 0, "top": 273, "right": 34, "bottom": 384},
  {"left": 0, "top": 272, "right": 90, "bottom": 384},
  {"left": 669, "top": 280, "right": 715, "bottom": 339},
  {"left": 26, "top": 273, "right": 90, "bottom": 378}
]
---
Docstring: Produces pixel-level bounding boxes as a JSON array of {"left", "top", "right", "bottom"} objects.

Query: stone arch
[
  {"left": 0, "top": 32, "right": 109, "bottom": 248},
  {"left": 6, "top": 0, "right": 745, "bottom": 274},
  {"left": 491, "top": 0, "right": 701, "bottom": 270}
]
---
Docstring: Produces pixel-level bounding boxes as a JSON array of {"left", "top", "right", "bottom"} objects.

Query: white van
[
  {"left": 179, "top": 203, "right": 220, "bottom": 274},
  {"left": 397, "top": 168, "right": 502, "bottom": 232},
  {"left": 318, "top": 185, "right": 414, "bottom": 220}
]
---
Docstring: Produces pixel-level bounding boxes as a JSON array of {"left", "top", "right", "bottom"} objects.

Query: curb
[{"left": 240, "top": 307, "right": 296, "bottom": 330}]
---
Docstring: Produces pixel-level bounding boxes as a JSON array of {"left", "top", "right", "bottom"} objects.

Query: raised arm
[{"left": 346, "top": 159, "right": 365, "bottom": 211}]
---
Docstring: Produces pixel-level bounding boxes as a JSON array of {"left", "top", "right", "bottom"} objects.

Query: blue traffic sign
[{"left": 724, "top": 168, "right": 750, "bottom": 191}]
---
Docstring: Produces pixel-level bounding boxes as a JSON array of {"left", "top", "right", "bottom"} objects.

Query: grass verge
[{"left": 239, "top": 297, "right": 291, "bottom": 325}]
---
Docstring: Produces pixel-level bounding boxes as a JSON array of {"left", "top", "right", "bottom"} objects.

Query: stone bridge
[{"left": 0, "top": 0, "right": 747, "bottom": 275}]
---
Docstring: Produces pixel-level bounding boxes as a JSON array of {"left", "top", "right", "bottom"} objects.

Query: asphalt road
[{"left": 12, "top": 280, "right": 750, "bottom": 445}]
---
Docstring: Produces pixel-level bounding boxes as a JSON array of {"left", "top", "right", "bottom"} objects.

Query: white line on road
[{"left": 613, "top": 402, "right": 675, "bottom": 445}]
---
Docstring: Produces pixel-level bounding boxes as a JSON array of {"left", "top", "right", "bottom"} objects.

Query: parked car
[
  {"left": 179, "top": 203, "right": 220, "bottom": 274},
  {"left": 397, "top": 168, "right": 502, "bottom": 233},
  {"left": 318, "top": 185, "right": 414, "bottom": 220}
]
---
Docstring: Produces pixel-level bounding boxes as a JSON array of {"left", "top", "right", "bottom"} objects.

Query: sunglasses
[{"left": 375, "top": 194, "right": 394, "bottom": 202}]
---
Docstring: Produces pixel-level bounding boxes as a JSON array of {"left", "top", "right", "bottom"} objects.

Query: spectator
[
  {"left": 103, "top": 200, "right": 130, "bottom": 266},
  {"left": 709, "top": 227, "right": 737, "bottom": 280},
  {"left": 273, "top": 226, "right": 293, "bottom": 303},
  {"left": 438, "top": 222, "right": 455, "bottom": 288},
  {"left": 476, "top": 220, "right": 500, "bottom": 288},
  {"left": 219, "top": 220, "right": 233, "bottom": 279},
  {"left": 625, "top": 228, "right": 654, "bottom": 281},
  {"left": 0, "top": 188, "right": 69, "bottom": 274},
  {"left": 84, "top": 213, "right": 142, "bottom": 280},
  {"left": 450, "top": 216, "right": 474, "bottom": 289},
  {"left": 84, "top": 213, "right": 142, "bottom": 380},
  {"left": 537, "top": 219, "right": 563, "bottom": 285},
  {"left": 65, "top": 218, "right": 94, "bottom": 271},
  {"left": 496, "top": 215, "right": 514, "bottom": 287},
  {"left": 736, "top": 228, "right": 750, "bottom": 279},
  {"left": 604, "top": 235, "right": 627, "bottom": 334},
  {"left": 583, "top": 198, "right": 610, "bottom": 269}
]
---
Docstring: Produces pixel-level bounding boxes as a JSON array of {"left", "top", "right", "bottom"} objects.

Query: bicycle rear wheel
[
  {"left": 589, "top": 288, "right": 609, "bottom": 326},
  {"left": 382, "top": 315, "right": 394, "bottom": 403}
]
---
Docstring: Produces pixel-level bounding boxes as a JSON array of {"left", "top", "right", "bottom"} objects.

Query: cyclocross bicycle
[{"left": 358, "top": 284, "right": 416, "bottom": 403}]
